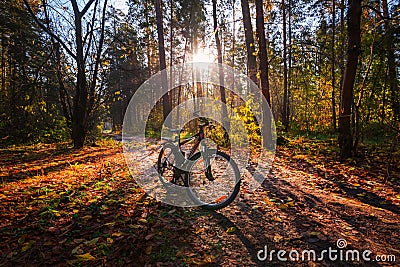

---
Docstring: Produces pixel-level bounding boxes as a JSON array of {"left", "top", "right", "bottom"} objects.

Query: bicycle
[{"left": 156, "top": 117, "right": 241, "bottom": 210}]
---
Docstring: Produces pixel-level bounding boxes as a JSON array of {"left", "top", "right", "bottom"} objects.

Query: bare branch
[
  {"left": 88, "top": 0, "right": 108, "bottom": 113},
  {"left": 45, "top": 4, "right": 75, "bottom": 29},
  {"left": 23, "top": 0, "right": 77, "bottom": 59},
  {"left": 81, "top": 0, "right": 97, "bottom": 16},
  {"left": 70, "top": 0, "right": 80, "bottom": 16},
  {"left": 84, "top": 0, "right": 99, "bottom": 62},
  {"left": 362, "top": 5, "right": 400, "bottom": 21}
]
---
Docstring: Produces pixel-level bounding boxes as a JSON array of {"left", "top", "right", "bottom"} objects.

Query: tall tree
[
  {"left": 212, "top": 0, "right": 229, "bottom": 127},
  {"left": 255, "top": 0, "right": 272, "bottom": 147},
  {"left": 339, "top": 0, "right": 362, "bottom": 158},
  {"left": 255, "top": 0, "right": 271, "bottom": 107},
  {"left": 240, "top": 0, "right": 258, "bottom": 86},
  {"left": 382, "top": 0, "right": 399, "bottom": 123},
  {"left": 24, "top": 0, "right": 109, "bottom": 148},
  {"left": 331, "top": 0, "right": 337, "bottom": 131},
  {"left": 282, "top": 0, "right": 289, "bottom": 131},
  {"left": 155, "top": 0, "right": 171, "bottom": 126},
  {"left": 0, "top": 0, "right": 65, "bottom": 142}
]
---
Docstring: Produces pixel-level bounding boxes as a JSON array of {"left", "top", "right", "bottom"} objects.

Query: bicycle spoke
[
  {"left": 158, "top": 147, "right": 176, "bottom": 184},
  {"left": 186, "top": 151, "right": 240, "bottom": 209}
]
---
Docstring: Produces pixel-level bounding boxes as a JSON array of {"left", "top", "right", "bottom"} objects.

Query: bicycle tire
[
  {"left": 157, "top": 143, "right": 178, "bottom": 186},
  {"left": 185, "top": 151, "right": 241, "bottom": 210}
]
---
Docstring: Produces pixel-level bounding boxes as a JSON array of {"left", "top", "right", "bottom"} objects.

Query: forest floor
[{"left": 0, "top": 137, "right": 399, "bottom": 266}]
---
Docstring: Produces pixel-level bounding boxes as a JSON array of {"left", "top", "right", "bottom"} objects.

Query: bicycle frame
[
  {"left": 179, "top": 133, "right": 201, "bottom": 159},
  {"left": 172, "top": 121, "right": 208, "bottom": 159},
  {"left": 161, "top": 122, "right": 212, "bottom": 179}
]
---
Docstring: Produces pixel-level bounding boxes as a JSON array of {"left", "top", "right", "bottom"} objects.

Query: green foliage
[
  {"left": 95, "top": 137, "right": 122, "bottom": 149},
  {"left": 104, "top": 6, "right": 148, "bottom": 132},
  {"left": 0, "top": 0, "right": 71, "bottom": 146},
  {"left": 229, "top": 98, "right": 262, "bottom": 151},
  {"left": 145, "top": 104, "right": 163, "bottom": 139},
  {"left": 206, "top": 122, "right": 231, "bottom": 148}
]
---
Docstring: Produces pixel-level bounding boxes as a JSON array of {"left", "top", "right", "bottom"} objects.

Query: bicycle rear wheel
[
  {"left": 157, "top": 143, "right": 178, "bottom": 186},
  {"left": 185, "top": 151, "right": 241, "bottom": 210}
]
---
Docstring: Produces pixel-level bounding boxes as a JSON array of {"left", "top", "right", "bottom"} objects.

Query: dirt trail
[{"left": 0, "top": 140, "right": 399, "bottom": 266}]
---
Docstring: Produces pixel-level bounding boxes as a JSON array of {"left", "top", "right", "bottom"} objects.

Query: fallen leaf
[
  {"left": 84, "top": 237, "right": 99, "bottom": 246},
  {"left": 73, "top": 239, "right": 85, "bottom": 244},
  {"left": 273, "top": 235, "right": 283, "bottom": 242},
  {"left": 75, "top": 253, "right": 96, "bottom": 261},
  {"left": 21, "top": 240, "right": 35, "bottom": 252},
  {"left": 263, "top": 198, "right": 275, "bottom": 205},
  {"left": 226, "top": 227, "right": 236, "bottom": 233},
  {"left": 82, "top": 215, "right": 92, "bottom": 220},
  {"left": 71, "top": 244, "right": 83, "bottom": 255},
  {"left": 278, "top": 204, "right": 289, "bottom": 209},
  {"left": 271, "top": 217, "right": 282, "bottom": 222},
  {"left": 195, "top": 228, "right": 205, "bottom": 234},
  {"left": 309, "top": 231, "right": 321, "bottom": 237},
  {"left": 112, "top": 232, "right": 124, "bottom": 237},
  {"left": 145, "top": 245, "right": 152, "bottom": 255}
]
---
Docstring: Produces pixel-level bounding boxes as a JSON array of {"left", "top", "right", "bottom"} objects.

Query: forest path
[{"left": 0, "top": 139, "right": 399, "bottom": 266}]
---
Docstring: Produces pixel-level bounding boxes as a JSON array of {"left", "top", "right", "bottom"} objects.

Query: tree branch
[
  {"left": 23, "top": 0, "right": 77, "bottom": 60},
  {"left": 88, "top": 0, "right": 108, "bottom": 114},
  {"left": 81, "top": 0, "right": 97, "bottom": 16},
  {"left": 362, "top": 5, "right": 400, "bottom": 21},
  {"left": 84, "top": 0, "right": 99, "bottom": 62},
  {"left": 70, "top": 0, "right": 80, "bottom": 17}
]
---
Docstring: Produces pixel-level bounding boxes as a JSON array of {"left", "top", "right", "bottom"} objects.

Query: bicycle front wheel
[{"left": 185, "top": 151, "right": 241, "bottom": 210}]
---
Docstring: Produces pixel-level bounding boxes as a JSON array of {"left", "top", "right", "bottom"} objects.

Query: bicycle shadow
[
  {"left": 210, "top": 211, "right": 262, "bottom": 266},
  {"left": 202, "top": 172, "right": 388, "bottom": 266}
]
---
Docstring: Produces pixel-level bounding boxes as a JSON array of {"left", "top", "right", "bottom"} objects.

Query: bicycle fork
[{"left": 200, "top": 140, "right": 216, "bottom": 181}]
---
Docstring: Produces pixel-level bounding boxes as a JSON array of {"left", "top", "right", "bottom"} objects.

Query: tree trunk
[
  {"left": 169, "top": 0, "right": 174, "bottom": 111},
  {"left": 230, "top": 0, "right": 236, "bottom": 112},
  {"left": 55, "top": 44, "right": 71, "bottom": 124},
  {"left": 1, "top": 37, "right": 5, "bottom": 94},
  {"left": 155, "top": 0, "right": 171, "bottom": 126},
  {"left": 382, "top": 0, "right": 399, "bottom": 123},
  {"left": 255, "top": 0, "right": 272, "bottom": 147},
  {"left": 339, "top": 0, "right": 361, "bottom": 159},
  {"left": 255, "top": 0, "right": 271, "bottom": 107},
  {"left": 331, "top": 0, "right": 337, "bottom": 131},
  {"left": 71, "top": 1, "right": 88, "bottom": 148},
  {"left": 213, "top": 0, "right": 229, "bottom": 129},
  {"left": 288, "top": 0, "right": 292, "bottom": 124},
  {"left": 282, "top": 0, "right": 289, "bottom": 131},
  {"left": 231, "top": 0, "right": 236, "bottom": 69},
  {"left": 240, "top": 0, "right": 258, "bottom": 86},
  {"left": 339, "top": 0, "right": 345, "bottom": 130},
  {"left": 354, "top": 36, "right": 375, "bottom": 153}
]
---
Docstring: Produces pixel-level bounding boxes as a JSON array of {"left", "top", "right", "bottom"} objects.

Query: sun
[{"left": 192, "top": 49, "right": 214, "bottom": 63}]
